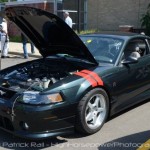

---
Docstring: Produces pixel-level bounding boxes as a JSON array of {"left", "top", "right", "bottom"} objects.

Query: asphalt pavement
[{"left": 0, "top": 44, "right": 149, "bottom": 150}]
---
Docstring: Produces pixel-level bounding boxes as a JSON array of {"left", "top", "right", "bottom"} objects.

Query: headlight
[{"left": 17, "top": 91, "right": 63, "bottom": 105}]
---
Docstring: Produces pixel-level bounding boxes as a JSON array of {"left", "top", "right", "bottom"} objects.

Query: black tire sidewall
[{"left": 79, "top": 88, "right": 109, "bottom": 134}]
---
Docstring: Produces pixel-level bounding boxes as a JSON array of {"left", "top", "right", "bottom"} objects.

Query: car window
[
  {"left": 137, "top": 39, "right": 149, "bottom": 56},
  {"left": 124, "top": 39, "right": 148, "bottom": 61},
  {"left": 148, "top": 39, "right": 150, "bottom": 44},
  {"left": 80, "top": 36, "right": 124, "bottom": 64}
]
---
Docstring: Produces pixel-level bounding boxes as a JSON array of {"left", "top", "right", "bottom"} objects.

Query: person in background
[
  {"left": 21, "top": 33, "right": 35, "bottom": 59},
  {"left": 0, "top": 18, "right": 9, "bottom": 58},
  {"left": 64, "top": 11, "right": 73, "bottom": 28}
]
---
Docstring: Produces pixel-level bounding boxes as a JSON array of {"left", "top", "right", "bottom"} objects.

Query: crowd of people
[{"left": 0, "top": 12, "right": 73, "bottom": 59}]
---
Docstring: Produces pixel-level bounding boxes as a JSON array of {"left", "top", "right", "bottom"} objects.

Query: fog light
[
  {"left": 23, "top": 122, "right": 29, "bottom": 130},
  {"left": 20, "top": 122, "right": 29, "bottom": 130}
]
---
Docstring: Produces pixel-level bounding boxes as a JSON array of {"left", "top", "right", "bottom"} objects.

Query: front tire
[{"left": 76, "top": 88, "right": 109, "bottom": 134}]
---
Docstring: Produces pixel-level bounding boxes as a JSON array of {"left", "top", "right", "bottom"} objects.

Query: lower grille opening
[
  {"left": 0, "top": 115, "right": 4, "bottom": 128},
  {"left": 4, "top": 118, "right": 14, "bottom": 131},
  {"left": 0, "top": 115, "right": 14, "bottom": 131}
]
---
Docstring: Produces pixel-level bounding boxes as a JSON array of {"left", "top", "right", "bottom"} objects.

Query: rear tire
[{"left": 76, "top": 88, "right": 109, "bottom": 134}]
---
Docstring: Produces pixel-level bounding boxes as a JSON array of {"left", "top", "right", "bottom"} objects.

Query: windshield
[{"left": 80, "top": 36, "right": 124, "bottom": 64}]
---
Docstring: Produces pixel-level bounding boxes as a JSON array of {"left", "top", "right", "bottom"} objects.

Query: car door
[{"left": 113, "top": 38, "right": 150, "bottom": 111}]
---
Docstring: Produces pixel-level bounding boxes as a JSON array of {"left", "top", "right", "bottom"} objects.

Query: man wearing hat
[{"left": 0, "top": 18, "right": 9, "bottom": 58}]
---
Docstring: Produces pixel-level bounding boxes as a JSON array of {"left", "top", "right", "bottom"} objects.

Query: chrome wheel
[
  {"left": 76, "top": 88, "right": 109, "bottom": 134},
  {"left": 85, "top": 94, "right": 106, "bottom": 130}
]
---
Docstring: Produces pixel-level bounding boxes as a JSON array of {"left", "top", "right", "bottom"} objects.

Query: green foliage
[
  {"left": 75, "top": 29, "right": 98, "bottom": 35},
  {"left": 9, "top": 36, "right": 21, "bottom": 43},
  {"left": 79, "top": 29, "right": 98, "bottom": 35},
  {"left": 141, "top": 3, "right": 150, "bottom": 35},
  {"left": 0, "top": 0, "right": 9, "bottom": 2},
  {"left": 0, "top": 0, "right": 16, "bottom": 2}
]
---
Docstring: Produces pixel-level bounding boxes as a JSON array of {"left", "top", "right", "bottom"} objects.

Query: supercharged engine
[{"left": 0, "top": 59, "right": 81, "bottom": 92}]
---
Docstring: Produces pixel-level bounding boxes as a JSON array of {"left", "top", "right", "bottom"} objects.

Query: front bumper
[{"left": 0, "top": 98, "right": 77, "bottom": 139}]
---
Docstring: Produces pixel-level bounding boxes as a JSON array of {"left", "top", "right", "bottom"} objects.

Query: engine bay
[{"left": 0, "top": 58, "right": 85, "bottom": 93}]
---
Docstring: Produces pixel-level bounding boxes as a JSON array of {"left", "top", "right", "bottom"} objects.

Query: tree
[{"left": 141, "top": 3, "right": 150, "bottom": 35}]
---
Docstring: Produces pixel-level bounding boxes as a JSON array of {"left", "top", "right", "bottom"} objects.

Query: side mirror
[{"left": 121, "top": 56, "right": 139, "bottom": 65}]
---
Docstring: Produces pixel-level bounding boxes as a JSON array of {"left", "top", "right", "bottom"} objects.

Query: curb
[{"left": 8, "top": 51, "right": 41, "bottom": 58}]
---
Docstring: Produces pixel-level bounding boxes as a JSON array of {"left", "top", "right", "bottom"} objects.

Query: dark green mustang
[{"left": 0, "top": 6, "right": 149, "bottom": 139}]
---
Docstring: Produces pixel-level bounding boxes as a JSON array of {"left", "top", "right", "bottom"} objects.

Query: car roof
[{"left": 79, "top": 31, "right": 149, "bottom": 40}]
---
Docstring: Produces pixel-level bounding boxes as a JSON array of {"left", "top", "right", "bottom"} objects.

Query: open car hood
[{"left": 5, "top": 6, "right": 98, "bottom": 65}]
